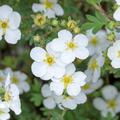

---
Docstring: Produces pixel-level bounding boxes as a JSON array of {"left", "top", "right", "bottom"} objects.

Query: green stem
[{"left": 62, "top": 109, "right": 67, "bottom": 118}]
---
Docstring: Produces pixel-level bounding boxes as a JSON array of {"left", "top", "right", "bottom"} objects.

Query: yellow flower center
[
  {"left": 4, "top": 92, "right": 11, "bottom": 102},
  {"left": 117, "top": 50, "right": 120, "bottom": 58},
  {"left": 67, "top": 41, "right": 77, "bottom": 50},
  {"left": 44, "top": 0, "right": 53, "bottom": 9},
  {"left": 62, "top": 75, "right": 73, "bottom": 88},
  {"left": 0, "top": 20, "right": 9, "bottom": 32},
  {"left": 90, "top": 37, "right": 99, "bottom": 46},
  {"left": 89, "top": 59, "right": 99, "bottom": 70},
  {"left": 34, "top": 14, "right": 46, "bottom": 27},
  {"left": 67, "top": 20, "right": 77, "bottom": 29},
  {"left": 82, "top": 83, "right": 90, "bottom": 90},
  {"left": 12, "top": 76, "right": 19, "bottom": 84},
  {"left": 44, "top": 54, "right": 55, "bottom": 65},
  {"left": 107, "top": 99, "right": 117, "bottom": 110}
]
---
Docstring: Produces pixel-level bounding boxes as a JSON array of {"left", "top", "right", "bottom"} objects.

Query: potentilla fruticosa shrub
[{"left": 0, "top": 0, "right": 120, "bottom": 120}]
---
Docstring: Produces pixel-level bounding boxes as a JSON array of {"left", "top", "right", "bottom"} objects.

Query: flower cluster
[
  {"left": 30, "top": 29, "right": 89, "bottom": 109},
  {"left": 0, "top": 74, "right": 21, "bottom": 120},
  {"left": 0, "top": 5, "right": 21, "bottom": 44}
]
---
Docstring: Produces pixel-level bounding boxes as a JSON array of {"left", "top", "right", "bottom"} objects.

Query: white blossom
[
  {"left": 0, "top": 5, "right": 21, "bottom": 44},
  {"left": 30, "top": 42, "right": 65, "bottom": 80},
  {"left": 50, "top": 29, "right": 89, "bottom": 64},
  {"left": 93, "top": 85, "right": 120, "bottom": 117},
  {"left": 32, "top": 0, "right": 64, "bottom": 18},
  {"left": 50, "top": 63, "right": 86, "bottom": 96}
]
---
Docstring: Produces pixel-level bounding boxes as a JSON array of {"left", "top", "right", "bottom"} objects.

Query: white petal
[
  {"left": 45, "top": 9, "right": 55, "bottom": 18},
  {"left": 74, "top": 92, "right": 87, "bottom": 104},
  {"left": 43, "top": 97, "right": 56, "bottom": 109},
  {"left": 61, "top": 51, "right": 75, "bottom": 64},
  {"left": 53, "top": 4, "right": 64, "bottom": 16},
  {"left": 74, "top": 34, "right": 88, "bottom": 47},
  {"left": 75, "top": 47, "right": 89, "bottom": 60},
  {"left": 41, "top": 67, "right": 54, "bottom": 80},
  {"left": 0, "top": 5, "right": 13, "bottom": 20},
  {"left": 53, "top": 66, "right": 65, "bottom": 78},
  {"left": 0, "top": 29, "right": 3, "bottom": 40},
  {"left": 73, "top": 71, "right": 86, "bottom": 86},
  {"left": 58, "top": 29, "right": 72, "bottom": 42},
  {"left": 93, "top": 97, "right": 107, "bottom": 111},
  {"left": 65, "top": 63, "right": 76, "bottom": 75},
  {"left": 5, "top": 29, "right": 21, "bottom": 44},
  {"left": 10, "top": 99, "right": 21, "bottom": 115},
  {"left": 50, "top": 38, "right": 66, "bottom": 52},
  {"left": 107, "top": 46, "right": 115, "bottom": 60},
  {"left": 20, "top": 82, "right": 30, "bottom": 93},
  {"left": 9, "top": 12, "right": 21, "bottom": 29},
  {"left": 113, "top": 7, "right": 120, "bottom": 21},
  {"left": 67, "top": 84, "right": 81, "bottom": 96},
  {"left": 115, "top": 0, "right": 120, "bottom": 5},
  {"left": 50, "top": 82, "right": 64, "bottom": 96},
  {"left": 41, "top": 84, "right": 52, "bottom": 97},
  {"left": 31, "top": 62, "right": 47, "bottom": 78},
  {"left": 102, "top": 85, "right": 118, "bottom": 100},
  {"left": 111, "top": 59, "right": 120, "bottom": 68},
  {"left": 30, "top": 47, "right": 46, "bottom": 62},
  {"left": 32, "top": 3, "right": 45, "bottom": 13},
  {"left": 10, "top": 84, "right": 19, "bottom": 96},
  {"left": 62, "top": 99, "right": 77, "bottom": 110}
]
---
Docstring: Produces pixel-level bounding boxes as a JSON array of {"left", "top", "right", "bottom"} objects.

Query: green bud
[
  {"left": 107, "top": 32, "right": 115, "bottom": 42},
  {"left": 51, "top": 19, "right": 59, "bottom": 26},
  {"left": 107, "top": 21, "right": 116, "bottom": 30},
  {"left": 60, "top": 20, "right": 66, "bottom": 27}
]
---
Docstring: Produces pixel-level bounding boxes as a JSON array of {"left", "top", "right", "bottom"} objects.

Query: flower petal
[
  {"left": 30, "top": 47, "right": 46, "bottom": 62},
  {"left": 31, "top": 62, "right": 47, "bottom": 78},
  {"left": 58, "top": 29, "right": 72, "bottom": 42},
  {"left": 93, "top": 97, "right": 107, "bottom": 111},
  {"left": 61, "top": 51, "right": 75, "bottom": 64},
  {"left": 102, "top": 85, "right": 118, "bottom": 100},
  {"left": 0, "top": 5, "right": 13, "bottom": 20},
  {"left": 53, "top": 4, "right": 64, "bottom": 16},
  {"left": 32, "top": 3, "right": 45, "bottom": 12},
  {"left": 43, "top": 97, "right": 56, "bottom": 109},
  {"left": 50, "top": 82, "right": 64, "bottom": 96},
  {"left": 9, "top": 12, "right": 21, "bottom": 29},
  {"left": 111, "top": 59, "right": 120, "bottom": 68},
  {"left": 113, "top": 7, "right": 120, "bottom": 21},
  {"left": 74, "top": 34, "right": 88, "bottom": 47},
  {"left": 41, "top": 84, "right": 52, "bottom": 97},
  {"left": 65, "top": 63, "right": 76, "bottom": 75},
  {"left": 5, "top": 29, "right": 21, "bottom": 44},
  {"left": 73, "top": 71, "right": 86, "bottom": 86},
  {"left": 75, "top": 47, "right": 89, "bottom": 60},
  {"left": 67, "top": 84, "right": 81, "bottom": 96}
]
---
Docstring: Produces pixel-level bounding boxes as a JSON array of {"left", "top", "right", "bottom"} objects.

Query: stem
[{"left": 62, "top": 109, "right": 67, "bottom": 118}]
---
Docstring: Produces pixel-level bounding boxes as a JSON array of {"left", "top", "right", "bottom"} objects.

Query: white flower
[
  {"left": 50, "top": 63, "right": 86, "bottom": 96},
  {"left": 3, "top": 68, "right": 30, "bottom": 94},
  {"left": 93, "top": 85, "right": 120, "bottom": 117},
  {"left": 0, "top": 70, "right": 6, "bottom": 84},
  {"left": 32, "top": 0, "right": 64, "bottom": 18},
  {"left": 86, "top": 54, "right": 105, "bottom": 82},
  {"left": 113, "top": 0, "right": 120, "bottom": 21},
  {"left": 30, "top": 42, "right": 65, "bottom": 80},
  {"left": 50, "top": 29, "right": 89, "bottom": 64},
  {"left": 0, "top": 5, "right": 21, "bottom": 44},
  {"left": 58, "top": 92, "right": 87, "bottom": 110},
  {"left": 86, "top": 29, "right": 110, "bottom": 56},
  {"left": 107, "top": 40, "right": 120, "bottom": 68},
  {"left": 3, "top": 74, "right": 21, "bottom": 115},
  {"left": 41, "top": 84, "right": 57, "bottom": 109},
  {"left": 82, "top": 70, "right": 103, "bottom": 94},
  {"left": 0, "top": 101, "right": 10, "bottom": 120}
]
